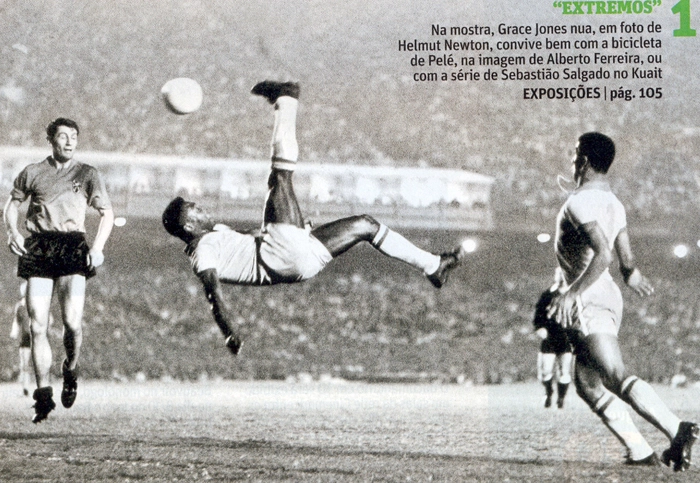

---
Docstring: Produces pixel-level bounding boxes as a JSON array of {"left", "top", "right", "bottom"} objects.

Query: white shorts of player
[
  {"left": 259, "top": 223, "right": 333, "bottom": 282},
  {"left": 572, "top": 272, "right": 623, "bottom": 337}
]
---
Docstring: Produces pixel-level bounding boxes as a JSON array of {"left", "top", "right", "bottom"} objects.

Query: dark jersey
[
  {"left": 533, "top": 288, "right": 573, "bottom": 354},
  {"left": 10, "top": 157, "right": 111, "bottom": 234}
]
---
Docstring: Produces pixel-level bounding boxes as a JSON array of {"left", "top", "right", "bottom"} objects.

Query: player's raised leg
[
  {"left": 26, "top": 277, "right": 57, "bottom": 423},
  {"left": 264, "top": 170, "right": 305, "bottom": 229},
  {"left": 252, "top": 81, "right": 305, "bottom": 228},
  {"left": 251, "top": 80, "right": 300, "bottom": 171},
  {"left": 55, "top": 274, "right": 86, "bottom": 409},
  {"left": 251, "top": 80, "right": 464, "bottom": 288},
  {"left": 311, "top": 215, "right": 464, "bottom": 288}
]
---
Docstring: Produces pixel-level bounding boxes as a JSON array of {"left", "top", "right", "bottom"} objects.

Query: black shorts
[
  {"left": 540, "top": 336, "right": 573, "bottom": 355},
  {"left": 18, "top": 232, "right": 96, "bottom": 280}
]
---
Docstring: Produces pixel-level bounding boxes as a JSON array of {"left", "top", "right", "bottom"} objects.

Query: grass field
[{"left": 0, "top": 381, "right": 698, "bottom": 482}]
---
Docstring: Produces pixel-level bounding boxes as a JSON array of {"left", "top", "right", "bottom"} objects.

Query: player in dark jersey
[
  {"left": 163, "top": 81, "right": 464, "bottom": 355},
  {"left": 533, "top": 269, "right": 573, "bottom": 409},
  {"left": 4, "top": 118, "right": 114, "bottom": 423}
]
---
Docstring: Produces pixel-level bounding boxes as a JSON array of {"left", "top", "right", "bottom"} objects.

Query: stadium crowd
[{"left": 2, "top": 2, "right": 700, "bottom": 235}]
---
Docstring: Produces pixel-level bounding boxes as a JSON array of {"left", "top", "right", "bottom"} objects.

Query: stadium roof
[{"left": 0, "top": 145, "right": 494, "bottom": 185}]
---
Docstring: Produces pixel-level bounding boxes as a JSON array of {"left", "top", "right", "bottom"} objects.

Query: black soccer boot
[
  {"left": 662, "top": 421, "right": 699, "bottom": 472},
  {"left": 251, "top": 81, "right": 300, "bottom": 104},
  {"left": 61, "top": 360, "right": 79, "bottom": 408},
  {"left": 32, "top": 386, "right": 56, "bottom": 423},
  {"left": 426, "top": 246, "right": 465, "bottom": 289},
  {"left": 225, "top": 334, "right": 243, "bottom": 356}
]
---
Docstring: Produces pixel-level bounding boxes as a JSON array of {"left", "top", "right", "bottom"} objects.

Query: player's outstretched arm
[
  {"left": 197, "top": 268, "right": 242, "bottom": 355},
  {"left": 3, "top": 197, "right": 26, "bottom": 256},
  {"left": 615, "top": 227, "right": 654, "bottom": 297}
]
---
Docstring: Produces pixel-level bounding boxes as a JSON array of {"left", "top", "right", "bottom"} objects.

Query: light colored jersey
[
  {"left": 10, "top": 157, "right": 111, "bottom": 233},
  {"left": 555, "top": 181, "right": 626, "bottom": 335},
  {"left": 186, "top": 223, "right": 333, "bottom": 285},
  {"left": 187, "top": 225, "right": 270, "bottom": 285},
  {"left": 555, "top": 181, "right": 626, "bottom": 284}
]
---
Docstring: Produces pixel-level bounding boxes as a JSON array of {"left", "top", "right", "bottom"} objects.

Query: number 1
[{"left": 673, "top": 0, "right": 697, "bottom": 37}]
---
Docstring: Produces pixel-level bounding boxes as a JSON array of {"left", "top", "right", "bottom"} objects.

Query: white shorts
[
  {"left": 573, "top": 274, "right": 623, "bottom": 337},
  {"left": 259, "top": 223, "right": 333, "bottom": 282}
]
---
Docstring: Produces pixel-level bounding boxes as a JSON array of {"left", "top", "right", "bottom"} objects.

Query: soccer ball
[{"left": 160, "top": 77, "right": 203, "bottom": 115}]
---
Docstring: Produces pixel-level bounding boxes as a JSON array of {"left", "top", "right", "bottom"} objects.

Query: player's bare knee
[
  {"left": 62, "top": 317, "right": 83, "bottom": 337},
  {"left": 574, "top": 373, "right": 598, "bottom": 404},
  {"left": 601, "top": 367, "right": 627, "bottom": 393},
  {"left": 268, "top": 169, "right": 294, "bottom": 187},
  {"left": 30, "top": 320, "right": 49, "bottom": 339},
  {"left": 63, "top": 323, "right": 82, "bottom": 336},
  {"left": 356, "top": 214, "right": 380, "bottom": 237},
  {"left": 574, "top": 379, "right": 589, "bottom": 400}
]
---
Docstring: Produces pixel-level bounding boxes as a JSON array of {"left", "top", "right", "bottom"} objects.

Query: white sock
[
  {"left": 271, "top": 96, "right": 298, "bottom": 171},
  {"left": 559, "top": 374, "right": 572, "bottom": 385},
  {"left": 621, "top": 375, "right": 681, "bottom": 441},
  {"left": 557, "top": 353, "right": 573, "bottom": 384},
  {"left": 371, "top": 224, "right": 440, "bottom": 274},
  {"left": 595, "top": 392, "right": 655, "bottom": 461}
]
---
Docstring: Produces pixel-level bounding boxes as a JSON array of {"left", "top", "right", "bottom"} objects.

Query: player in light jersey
[
  {"left": 4, "top": 117, "right": 114, "bottom": 423},
  {"left": 548, "top": 132, "right": 697, "bottom": 470},
  {"left": 163, "top": 81, "right": 464, "bottom": 355},
  {"left": 533, "top": 268, "right": 573, "bottom": 409}
]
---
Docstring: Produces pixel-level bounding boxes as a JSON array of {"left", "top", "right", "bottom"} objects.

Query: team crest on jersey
[{"left": 72, "top": 180, "right": 82, "bottom": 193}]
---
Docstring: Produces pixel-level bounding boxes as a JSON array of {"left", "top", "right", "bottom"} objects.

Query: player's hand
[
  {"left": 88, "top": 249, "right": 105, "bottom": 268},
  {"left": 7, "top": 231, "right": 26, "bottom": 256},
  {"left": 547, "top": 290, "right": 576, "bottom": 329},
  {"left": 625, "top": 268, "right": 654, "bottom": 297},
  {"left": 225, "top": 334, "right": 243, "bottom": 356},
  {"left": 535, "top": 327, "right": 548, "bottom": 340}
]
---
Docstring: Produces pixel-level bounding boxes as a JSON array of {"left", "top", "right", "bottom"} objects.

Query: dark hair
[
  {"left": 577, "top": 132, "right": 615, "bottom": 174},
  {"left": 46, "top": 118, "right": 80, "bottom": 138},
  {"left": 162, "top": 197, "right": 189, "bottom": 239}
]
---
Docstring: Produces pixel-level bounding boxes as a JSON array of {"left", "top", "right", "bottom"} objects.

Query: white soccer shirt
[
  {"left": 555, "top": 182, "right": 626, "bottom": 284},
  {"left": 187, "top": 225, "right": 271, "bottom": 285}
]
